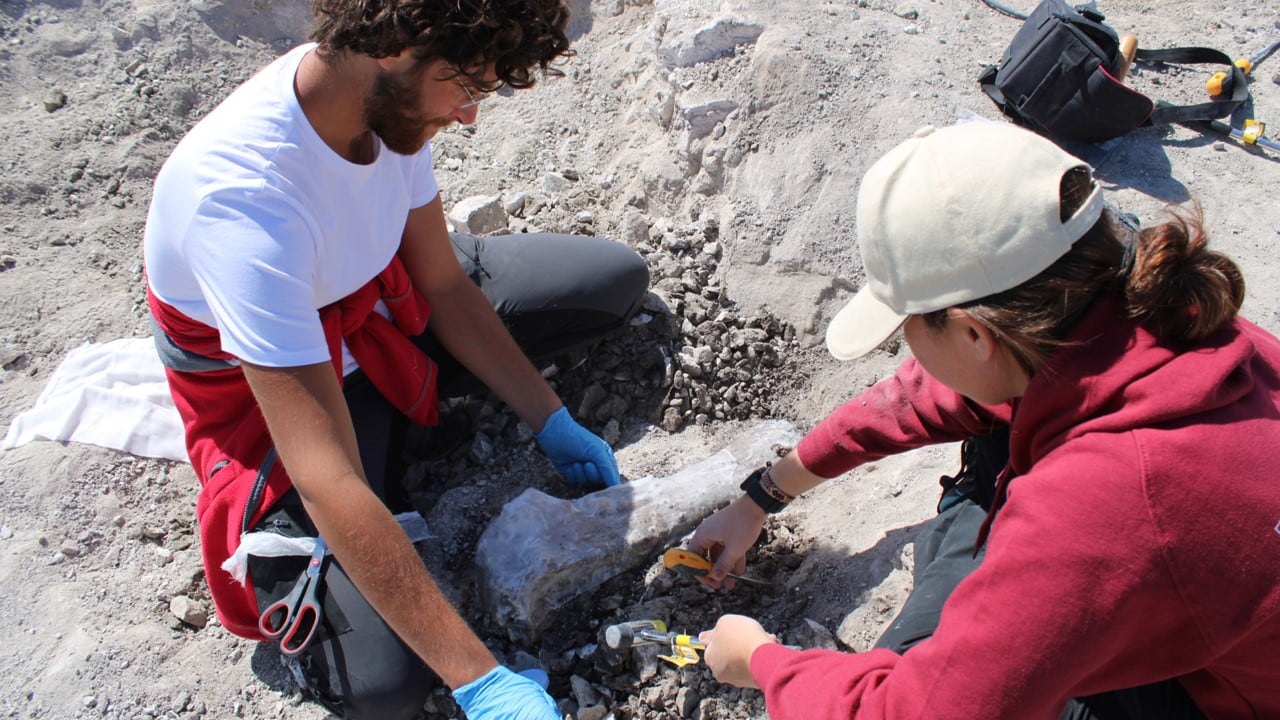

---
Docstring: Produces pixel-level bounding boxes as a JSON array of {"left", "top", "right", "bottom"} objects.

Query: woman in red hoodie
[{"left": 689, "top": 122, "right": 1280, "bottom": 719}]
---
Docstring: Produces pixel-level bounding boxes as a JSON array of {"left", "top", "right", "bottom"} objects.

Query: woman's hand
[
  {"left": 699, "top": 614, "right": 778, "bottom": 688},
  {"left": 688, "top": 495, "right": 767, "bottom": 590}
]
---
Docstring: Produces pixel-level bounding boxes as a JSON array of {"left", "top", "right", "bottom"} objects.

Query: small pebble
[{"left": 43, "top": 89, "right": 67, "bottom": 112}]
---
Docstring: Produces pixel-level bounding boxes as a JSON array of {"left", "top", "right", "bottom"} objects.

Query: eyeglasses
[{"left": 455, "top": 80, "right": 492, "bottom": 110}]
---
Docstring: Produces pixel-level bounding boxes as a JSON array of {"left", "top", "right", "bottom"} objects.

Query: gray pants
[{"left": 875, "top": 498, "right": 1205, "bottom": 720}]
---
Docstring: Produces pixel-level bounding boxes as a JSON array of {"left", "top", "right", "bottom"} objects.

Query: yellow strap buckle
[
  {"left": 658, "top": 635, "right": 704, "bottom": 667},
  {"left": 1242, "top": 119, "right": 1265, "bottom": 145}
]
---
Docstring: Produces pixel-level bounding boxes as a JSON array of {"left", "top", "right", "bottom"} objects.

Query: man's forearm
[
  {"left": 242, "top": 361, "right": 499, "bottom": 689},
  {"left": 303, "top": 481, "right": 498, "bottom": 689},
  {"left": 427, "top": 277, "right": 561, "bottom": 430},
  {"left": 398, "top": 199, "right": 562, "bottom": 430}
]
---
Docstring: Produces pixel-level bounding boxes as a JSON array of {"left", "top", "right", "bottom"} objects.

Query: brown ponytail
[
  {"left": 925, "top": 169, "right": 1246, "bottom": 374},
  {"left": 1124, "top": 207, "right": 1245, "bottom": 345}
]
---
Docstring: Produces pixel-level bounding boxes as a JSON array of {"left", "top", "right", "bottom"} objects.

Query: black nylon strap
[{"left": 1134, "top": 46, "right": 1250, "bottom": 125}]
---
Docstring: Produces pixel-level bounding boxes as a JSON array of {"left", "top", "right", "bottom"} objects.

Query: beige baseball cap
[{"left": 825, "top": 122, "right": 1105, "bottom": 361}]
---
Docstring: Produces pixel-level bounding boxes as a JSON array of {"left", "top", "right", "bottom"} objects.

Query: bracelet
[{"left": 740, "top": 464, "right": 794, "bottom": 514}]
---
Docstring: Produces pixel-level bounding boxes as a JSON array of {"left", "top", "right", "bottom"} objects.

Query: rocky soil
[{"left": 1, "top": 0, "right": 1278, "bottom": 719}]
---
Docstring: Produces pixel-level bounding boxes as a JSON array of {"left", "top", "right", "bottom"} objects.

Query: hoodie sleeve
[
  {"left": 749, "top": 438, "right": 1210, "bottom": 720},
  {"left": 797, "top": 359, "right": 1013, "bottom": 478}
]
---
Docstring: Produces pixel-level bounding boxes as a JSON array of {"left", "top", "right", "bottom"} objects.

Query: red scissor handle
[
  {"left": 259, "top": 537, "right": 327, "bottom": 654},
  {"left": 275, "top": 595, "right": 321, "bottom": 656}
]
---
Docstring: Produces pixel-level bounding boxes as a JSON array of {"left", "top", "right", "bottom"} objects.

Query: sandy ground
[{"left": 1, "top": 0, "right": 1278, "bottom": 718}]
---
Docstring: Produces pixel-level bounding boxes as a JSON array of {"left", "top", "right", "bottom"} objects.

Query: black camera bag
[{"left": 979, "top": 0, "right": 1249, "bottom": 144}]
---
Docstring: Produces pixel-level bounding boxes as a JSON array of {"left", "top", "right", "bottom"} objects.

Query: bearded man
[{"left": 141, "top": 1, "right": 649, "bottom": 717}]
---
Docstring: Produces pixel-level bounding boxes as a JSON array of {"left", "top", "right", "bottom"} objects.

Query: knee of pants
[
  {"left": 301, "top": 562, "right": 438, "bottom": 719},
  {"left": 332, "top": 659, "right": 435, "bottom": 720}
]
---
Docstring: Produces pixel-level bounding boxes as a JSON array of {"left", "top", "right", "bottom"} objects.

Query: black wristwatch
[{"left": 740, "top": 464, "right": 793, "bottom": 514}]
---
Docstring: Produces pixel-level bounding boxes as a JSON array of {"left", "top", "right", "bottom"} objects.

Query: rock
[
  {"left": 650, "top": 87, "right": 676, "bottom": 128},
  {"left": 570, "top": 675, "right": 601, "bottom": 707},
  {"left": 502, "top": 192, "right": 529, "bottom": 217},
  {"left": 620, "top": 212, "right": 650, "bottom": 246},
  {"left": 447, "top": 195, "right": 506, "bottom": 235},
  {"left": 468, "top": 432, "right": 495, "bottom": 464},
  {"left": 602, "top": 418, "right": 621, "bottom": 446},
  {"left": 893, "top": 5, "right": 920, "bottom": 19},
  {"left": 681, "top": 99, "right": 739, "bottom": 138},
  {"left": 40, "top": 26, "right": 95, "bottom": 56},
  {"left": 475, "top": 421, "right": 800, "bottom": 637},
  {"left": 639, "top": 685, "right": 666, "bottom": 711},
  {"left": 657, "top": 16, "right": 764, "bottom": 67},
  {"left": 677, "top": 352, "right": 702, "bottom": 377},
  {"left": 577, "top": 705, "right": 608, "bottom": 720},
  {"left": 542, "top": 172, "right": 572, "bottom": 195},
  {"left": 43, "top": 89, "right": 67, "bottom": 112},
  {"left": 169, "top": 595, "right": 208, "bottom": 629},
  {"left": 139, "top": 524, "right": 167, "bottom": 540},
  {"left": 640, "top": 292, "right": 671, "bottom": 314},
  {"left": 794, "top": 617, "right": 840, "bottom": 650},
  {"left": 676, "top": 686, "right": 701, "bottom": 717}
]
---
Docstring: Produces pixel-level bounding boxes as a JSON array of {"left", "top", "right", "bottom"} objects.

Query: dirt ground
[{"left": 1, "top": 0, "right": 1278, "bottom": 718}]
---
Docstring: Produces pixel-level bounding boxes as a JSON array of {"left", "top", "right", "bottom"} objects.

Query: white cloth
[
  {"left": 1, "top": 338, "right": 187, "bottom": 461},
  {"left": 143, "top": 43, "right": 439, "bottom": 373},
  {"left": 220, "top": 511, "right": 433, "bottom": 586}
]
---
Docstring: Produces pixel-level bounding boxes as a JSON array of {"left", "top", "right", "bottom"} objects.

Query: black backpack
[{"left": 978, "top": 0, "right": 1249, "bottom": 144}]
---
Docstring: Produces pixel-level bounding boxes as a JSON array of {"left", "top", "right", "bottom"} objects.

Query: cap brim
[{"left": 825, "top": 286, "right": 908, "bottom": 361}]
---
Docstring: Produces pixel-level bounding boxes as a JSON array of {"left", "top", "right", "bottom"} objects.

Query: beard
[{"left": 364, "top": 68, "right": 451, "bottom": 156}]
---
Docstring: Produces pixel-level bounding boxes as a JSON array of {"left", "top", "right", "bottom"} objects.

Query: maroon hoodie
[{"left": 757, "top": 296, "right": 1280, "bottom": 719}]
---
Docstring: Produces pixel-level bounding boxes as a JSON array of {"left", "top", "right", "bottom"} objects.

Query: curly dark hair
[{"left": 309, "top": 0, "right": 573, "bottom": 90}]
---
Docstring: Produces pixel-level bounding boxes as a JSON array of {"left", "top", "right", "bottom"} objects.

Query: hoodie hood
[{"left": 1008, "top": 294, "right": 1257, "bottom": 475}]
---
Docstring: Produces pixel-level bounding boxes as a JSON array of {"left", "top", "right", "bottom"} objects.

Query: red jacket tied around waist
[{"left": 147, "top": 257, "right": 437, "bottom": 638}]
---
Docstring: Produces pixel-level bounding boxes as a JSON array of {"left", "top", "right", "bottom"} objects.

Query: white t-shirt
[{"left": 144, "top": 44, "right": 439, "bottom": 370}]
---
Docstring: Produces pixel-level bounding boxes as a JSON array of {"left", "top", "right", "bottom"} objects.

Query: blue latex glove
[
  {"left": 534, "top": 406, "right": 621, "bottom": 487},
  {"left": 453, "top": 665, "right": 559, "bottom": 720}
]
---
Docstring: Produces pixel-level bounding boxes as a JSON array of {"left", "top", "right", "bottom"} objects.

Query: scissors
[{"left": 258, "top": 535, "right": 327, "bottom": 656}]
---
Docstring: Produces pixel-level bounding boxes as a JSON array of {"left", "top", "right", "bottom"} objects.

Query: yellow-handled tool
[
  {"left": 602, "top": 619, "right": 706, "bottom": 666},
  {"left": 1116, "top": 34, "right": 1138, "bottom": 82},
  {"left": 603, "top": 618, "right": 801, "bottom": 668},
  {"left": 662, "top": 548, "right": 771, "bottom": 586}
]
